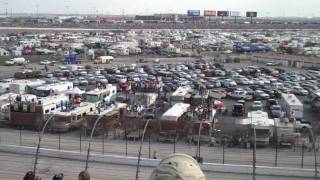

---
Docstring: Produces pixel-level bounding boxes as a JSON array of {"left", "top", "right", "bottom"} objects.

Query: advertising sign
[
  {"left": 230, "top": 11, "right": 241, "bottom": 17},
  {"left": 187, "top": 10, "right": 201, "bottom": 17},
  {"left": 246, "top": 11, "right": 258, "bottom": 17},
  {"left": 204, "top": 10, "right": 216, "bottom": 16},
  {"left": 217, "top": 11, "right": 229, "bottom": 17}
]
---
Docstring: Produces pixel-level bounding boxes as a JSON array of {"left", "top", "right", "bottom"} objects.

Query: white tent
[{"left": 66, "top": 87, "right": 85, "bottom": 95}]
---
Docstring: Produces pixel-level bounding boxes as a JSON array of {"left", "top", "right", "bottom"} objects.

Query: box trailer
[{"left": 280, "top": 93, "right": 303, "bottom": 120}]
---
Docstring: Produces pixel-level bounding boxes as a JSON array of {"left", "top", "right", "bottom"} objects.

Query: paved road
[
  {"left": 0, "top": 152, "right": 314, "bottom": 180},
  {"left": 0, "top": 127, "right": 318, "bottom": 169}
]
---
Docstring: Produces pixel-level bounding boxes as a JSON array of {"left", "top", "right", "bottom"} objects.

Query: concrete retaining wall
[{"left": 0, "top": 144, "right": 317, "bottom": 178}]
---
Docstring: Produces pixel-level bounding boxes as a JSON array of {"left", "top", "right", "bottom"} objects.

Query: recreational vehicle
[
  {"left": 280, "top": 93, "right": 303, "bottom": 120},
  {"left": 85, "top": 85, "right": 117, "bottom": 107},
  {"left": 236, "top": 111, "right": 274, "bottom": 146},
  {"left": 9, "top": 94, "right": 69, "bottom": 129},
  {"left": 169, "top": 87, "right": 192, "bottom": 106},
  {"left": 49, "top": 102, "right": 96, "bottom": 132},
  {"left": 28, "top": 82, "right": 73, "bottom": 97},
  {"left": 159, "top": 103, "right": 191, "bottom": 142}
]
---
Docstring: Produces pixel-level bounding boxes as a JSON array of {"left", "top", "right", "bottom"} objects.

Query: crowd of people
[
  {"left": 23, "top": 153, "right": 207, "bottom": 180},
  {"left": 23, "top": 170, "right": 90, "bottom": 180}
]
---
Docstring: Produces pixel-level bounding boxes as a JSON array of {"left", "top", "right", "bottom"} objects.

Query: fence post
[
  {"left": 19, "top": 127, "right": 22, "bottom": 146},
  {"left": 58, "top": 133, "right": 61, "bottom": 150},
  {"left": 222, "top": 142, "right": 225, "bottom": 164},
  {"left": 102, "top": 132, "right": 105, "bottom": 155},
  {"left": 301, "top": 143, "right": 304, "bottom": 168},
  {"left": 275, "top": 140, "right": 278, "bottom": 167},
  {"left": 80, "top": 128, "right": 82, "bottom": 152},
  {"left": 148, "top": 134, "right": 151, "bottom": 159}
]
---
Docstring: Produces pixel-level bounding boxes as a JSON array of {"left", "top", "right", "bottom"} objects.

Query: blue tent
[{"left": 64, "top": 54, "right": 77, "bottom": 64}]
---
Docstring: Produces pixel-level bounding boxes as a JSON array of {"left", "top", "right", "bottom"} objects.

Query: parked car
[
  {"left": 291, "top": 86, "right": 309, "bottom": 96},
  {"left": 252, "top": 101, "right": 263, "bottom": 111},
  {"left": 253, "top": 90, "right": 270, "bottom": 100},
  {"left": 78, "top": 77, "right": 89, "bottom": 86},
  {"left": 270, "top": 105, "right": 282, "bottom": 118},
  {"left": 40, "top": 60, "right": 55, "bottom": 66},
  {"left": 228, "top": 90, "right": 253, "bottom": 100},
  {"left": 222, "top": 79, "right": 237, "bottom": 87}
]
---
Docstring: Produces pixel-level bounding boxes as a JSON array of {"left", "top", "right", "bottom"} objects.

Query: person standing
[{"left": 45, "top": 65, "right": 48, "bottom": 72}]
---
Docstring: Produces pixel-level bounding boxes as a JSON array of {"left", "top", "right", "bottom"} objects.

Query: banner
[
  {"left": 217, "top": 11, "right": 229, "bottom": 17},
  {"left": 230, "top": 11, "right": 241, "bottom": 17},
  {"left": 187, "top": 10, "right": 201, "bottom": 17},
  {"left": 246, "top": 11, "right": 257, "bottom": 17},
  {"left": 204, "top": 10, "right": 216, "bottom": 17}
]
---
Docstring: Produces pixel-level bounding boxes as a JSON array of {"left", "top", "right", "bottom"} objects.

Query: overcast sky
[{"left": 1, "top": 0, "right": 319, "bottom": 17}]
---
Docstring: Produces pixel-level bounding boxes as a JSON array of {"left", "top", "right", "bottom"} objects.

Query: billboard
[
  {"left": 217, "top": 11, "right": 229, "bottom": 17},
  {"left": 204, "top": 10, "right": 216, "bottom": 17},
  {"left": 187, "top": 10, "right": 201, "bottom": 17},
  {"left": 246, "top": 11, "right": 258, "bottom": 17},
  {"left": 230, "top": 11, "right": 241, "bottom": 17}
]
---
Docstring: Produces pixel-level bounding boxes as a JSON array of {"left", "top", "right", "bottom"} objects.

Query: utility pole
[
  {"left": 65, "top": 6, "right": 70, "bottom": 15},
  {"left": 4, "top": 2, "right": 8, "bottom": 18},
  {"left": 35, "top": 4, "right": 39, "bottom": 18}
]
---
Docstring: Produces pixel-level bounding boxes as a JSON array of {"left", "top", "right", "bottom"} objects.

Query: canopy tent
[{"left": 66, "top": 87, "right": 85, "bottom": 95}]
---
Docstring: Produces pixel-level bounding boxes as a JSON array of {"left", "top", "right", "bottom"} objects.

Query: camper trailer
[
  {"left": 5, "top": 57, "right": 28, "bottom": 66},
  {"left": 94, "top": 56, "right": 114, "bottom": 64},
  {"left": 159, "top": 103, "right": 190, "bottom": 142},
  {"left": 169, "top": 87, "right": 192, "bottom": 106},
  {"left": 9, "top": 79, "right": 45, "bottom": 94},
  {"left": 28, "top": 82, "right": 73, "bottom": 97}
]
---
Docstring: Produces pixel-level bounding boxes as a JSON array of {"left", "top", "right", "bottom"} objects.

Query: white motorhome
[
  {"left": 280, "top": 93, "right": 303, "bottom": 120},
  {"left": 37, "top": 94, "right": 70, "bottom": 114},
  {"left": 29, "top": 82, "right": 73, "bottom": 97},
  {"left": 237, "top": 111, "right": 274, "bottom": 146},
  {"left": 85, "top": 85, "right": 117, "bottom": 106},
  {"left": 50, "top": 102, "right": 96, "bottom": 132}
]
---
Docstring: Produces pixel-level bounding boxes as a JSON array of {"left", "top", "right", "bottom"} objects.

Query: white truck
[
  {"left": 280, "top": 93, "right": 303, "bottom": 120},
  {"left": 5, "top": 57, "right": 28, "bottom": 66}
]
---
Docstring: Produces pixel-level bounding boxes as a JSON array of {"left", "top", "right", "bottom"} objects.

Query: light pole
[
  {"left": 135, "top": 119, "right": 152, "bottom": 180},
  {"left": 33, "top": 113, "right": 56, "bottom": 176},
  {"left": 252, "top": 125, "right": 256, "bottom": 180},
  {"left": 4, "top": 2, "right": 8, "bottom": 17},
  {"left": 85, "top": 115, "right": 103, "bottom": 171},
  {"left": 308, "top": 128, "right": 318, "bottom": 180},
  {"left": 35, "top": 4, "right": 39, "bottom": 18},
  {"left": 250, "top": 112, "right": 256, "bottom": 180}
]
